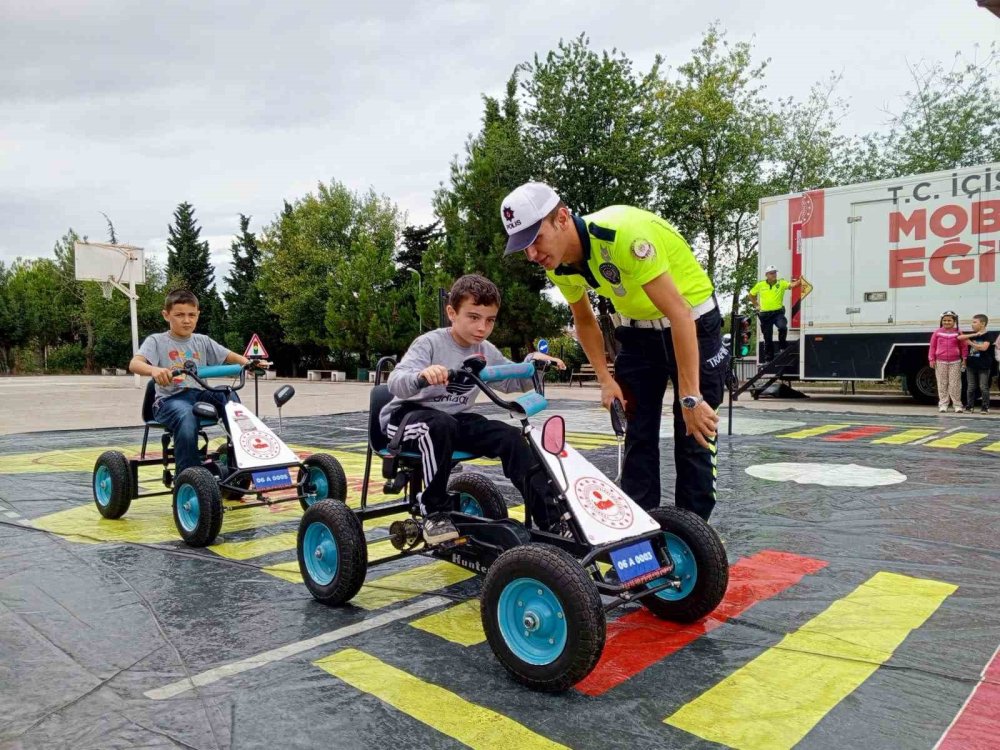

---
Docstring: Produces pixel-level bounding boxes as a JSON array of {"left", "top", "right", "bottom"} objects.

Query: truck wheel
[
  {"left": 93, "top": 451, "right": 132, "bottom": 519},
  {"left": 906, "top": 364, "right": 938, "bottom": 404},
  {"left": 297, "top": 500, "right": 368, "bottom": 605},
  {"left": 481, "top": 544, "right": 605, "bottom": 692},
  {"left": 172, "top": 467, "right": 223, "bottom": 547},
  {"left": 448, "top": 473, "right": 508, "bottom": 519},
  {"left": 639, "top": 507, "right": 729, "bottom": 623},
  {"left": 298, "top": 453, "right": 348, "bottom": 511}
]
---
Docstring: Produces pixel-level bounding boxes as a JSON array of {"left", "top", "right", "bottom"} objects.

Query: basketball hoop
[{"left": 99, "top": 281, "right": 114, "bottom": 300}]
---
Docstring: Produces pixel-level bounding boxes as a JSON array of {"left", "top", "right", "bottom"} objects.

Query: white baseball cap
[
  {"left": 765, "top": 265, "right": 778, "bottom": 273},
  {"left": 500, "top": 182, "right": 561, "bottom": 255}
]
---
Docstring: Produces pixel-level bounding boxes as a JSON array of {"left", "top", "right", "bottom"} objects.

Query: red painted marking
[
  {"left": 935, "top": 645, "right": 1000, "bottom": 750},
  {"left": 576, "top": 549, "right": 828, "bottom": 697},
  {"left": 821, "top": 425, "right": 892, "bottom": 442}
]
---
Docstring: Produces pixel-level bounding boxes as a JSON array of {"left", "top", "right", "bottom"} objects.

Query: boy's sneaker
[
  {"left": 938, "top": 407, "right": 947, "bottom": 413},
  {"left": 422, "top": 513, "right": 459, "bottom": 545},
  {"left": 955, "top": 407, "right": 965, "bottom": 413},
  {"left": 982, "top": 407, "right": 990, "bottom": 414}
]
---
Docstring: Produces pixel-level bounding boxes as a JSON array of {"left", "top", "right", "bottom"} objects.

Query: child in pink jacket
[{"left": 929, "top": 310, "right": 968, "bottom": 413}]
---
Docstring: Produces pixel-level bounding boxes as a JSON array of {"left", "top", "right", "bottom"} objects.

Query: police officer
[
  {"left": 746, "top": 265, "right": 802, "bottom": 362},
  {"left": 500, "top": 182, "right": 726, "bottom": 522}
]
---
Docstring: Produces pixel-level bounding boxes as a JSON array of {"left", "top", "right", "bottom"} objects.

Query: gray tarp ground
[{"left": 1, "top": 404, "right": 998, "bottom": 749}]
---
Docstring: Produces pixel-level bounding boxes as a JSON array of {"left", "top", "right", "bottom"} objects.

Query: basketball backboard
[{"left": 74, "top": 241, "right": 145, "bottom": 285}]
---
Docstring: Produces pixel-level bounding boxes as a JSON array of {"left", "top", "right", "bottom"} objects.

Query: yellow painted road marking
[
  {"left": 410, "top": 599, "right": 484, "bottom": 646},
  {"left": 314, "top": 649, "right": 568, "bottom": 750},
  {"left": 925, "top": 432, "right": 988, "bottom": 449},
  {"left": 982, "top": 440, "right": 1000, "bottom": 453},
  {"left": 0, "top": 445, "right": 141, "bottom": 474},
  {"left": 212, "top": 531, "right": 297, "bottom": 560},
  {"left": 776, "top": 424, "right": 851, "bottom": 439},
  {"left": 871, "top": 428, "right": 939, "bottom": 445},
  {"left": 665, "top": 571, "right": 957, "bottom": 750}
]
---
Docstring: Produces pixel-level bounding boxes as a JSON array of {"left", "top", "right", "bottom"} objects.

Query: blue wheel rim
[
  {"left": 304, "top": 466, "right": 329, "bottom": 507},
  {"left": 176, "top": 484, "right": 201, "bottom": 533},
  {"left": 94, "top": 465, "right": 112, "bottom": 507},
  {"left": 648, "top": 532, "right": 697, "bottom": 601},
  {"left": 496, "top": 577, "right": 567, "bottom": 665},
  {"left": 303, "top": 521, "right": 339, "bottom": 585},
  {"left": 459, "top": 493, "right": 483, "bottom": 516}
]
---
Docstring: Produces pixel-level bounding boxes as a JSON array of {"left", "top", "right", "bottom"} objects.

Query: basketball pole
[{"left": 129, "top": 275, "right": 140, "bottom": 388}]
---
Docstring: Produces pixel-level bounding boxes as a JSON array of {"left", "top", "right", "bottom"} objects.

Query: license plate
[
  {"left": 251, "top": 468, "right": 292, "bottom": 490},
  {"left": 609, "top": 540, "right": 660, "bottom": 583}
]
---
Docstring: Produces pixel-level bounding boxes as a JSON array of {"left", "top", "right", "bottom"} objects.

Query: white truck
[{"left": 756, "top": 162, "right": 999, "bottom": 402}]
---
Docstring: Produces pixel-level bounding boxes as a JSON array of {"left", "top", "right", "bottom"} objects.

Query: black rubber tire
[
  {"left": 93, "top": 451, "right": 133, "bottom": 519},
  {"left": 481, "top": 543, "right": 605, "bottom": 692},
  {"left": 297, "top": 499, "right": 368, "bottom": 605},
  {"left": 640, "top": 506, "right": 729, "bottom": 623},
  {"left": 298, "top": 453, "right": 348, "bottom": 511},
  {"left": 172, "top": 466, "right": 224, "bottom": 547},
  {"left": 907, "top": 364, "right": 938, "bottom": 404},
  {"left": 448, "top": 472, "right": 508, "bottom": 520}
]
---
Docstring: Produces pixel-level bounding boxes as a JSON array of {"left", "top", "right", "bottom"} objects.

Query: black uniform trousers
[
  {"left": 613, "top": 307, "right": 727, "bottom": 521},
  {"left": 758, "top": 309, "right": 788, "bottom": 361},
  {"left": 385, "top": 406, "right": 560, "bottom": 528}
]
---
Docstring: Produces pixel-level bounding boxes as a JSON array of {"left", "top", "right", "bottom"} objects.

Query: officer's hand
[
  {"left": 600, "top": 379, "right": 626, "bottom": 411},
  {"left": 683, "top": 400, "right": 719, "bottom": 449},
  {"left": 151, "top": 366, "right": 173, "bottom": 386},
  {"left": 419, "top": 365, "right": 449, "bottom": 386}
]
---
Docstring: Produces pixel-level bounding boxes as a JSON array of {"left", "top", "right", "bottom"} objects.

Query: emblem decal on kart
[
  {"left": 573, "top": 477, "right": 634, "bottom": 529},
  {"left": 240, "top": 430, "right": 281, "bottom": 460}
]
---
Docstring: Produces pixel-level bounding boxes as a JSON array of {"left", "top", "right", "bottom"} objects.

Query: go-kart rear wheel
[
  {"left": 93, "top": 451, "right": 132, "bottom": 519},
  {"left": 297, "top": 499, "right": 368, "bottom": 605},
  {"left": 481, "top": 543, "right": 605, "bottom": 692},
  {"left": 639, "top": 506, "right": 729, "bottom": 623},
  {"left": 448, "top": 472, "right": 508, "bottom": 519},
  {"left": 172, "top": 467, "right": 223, "bottom": 547},
  {"left": 298, "top": 453, "right": 348, "bottom": 511}
]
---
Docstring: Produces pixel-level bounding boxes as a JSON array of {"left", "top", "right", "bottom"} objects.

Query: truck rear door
[{"left": 850, "top": 199, "right": 896, "bottom": 327}]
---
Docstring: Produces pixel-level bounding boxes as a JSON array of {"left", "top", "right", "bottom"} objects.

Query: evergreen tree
[
  {"left": 224, "top": 215, "right": 288, "bottom": 368},
  {"left": 166, "top": 201, "right": 222, "bottom": 334}
]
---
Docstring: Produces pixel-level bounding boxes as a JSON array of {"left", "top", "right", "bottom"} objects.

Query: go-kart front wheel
[
  {"left": 481, "top": 543, "right": 605, "bottom": 692},
  {"left": 93, "top": 451, "right": 132, "bottom": 519},
  {"left": 297, "top": 499, "right": 368, "bottom": 605},
  {"left": 298, "top": 453, "right": 348, "bottom": 511},
  {"left": 639, "top": 506, "right": 729, "bottom": 623},
  {"left": 448, "top": 472, "right": 508, "bottom": 519},
  {"left": 172, "top": 467, "right": 223, "bottom": 547}
]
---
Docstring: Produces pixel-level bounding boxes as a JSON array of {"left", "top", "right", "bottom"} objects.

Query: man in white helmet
[{"left": 746, "top": 265, "right": 802, "bottom": 363}]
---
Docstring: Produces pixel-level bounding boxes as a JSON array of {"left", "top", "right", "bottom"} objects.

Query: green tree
[
  {"left": 432, "top": 76, "right": 563, "bottom": 358},
  {"left": 166, "top": 201, "right": 224, "bottom": 334},
  {"left": 259, "top": 181, "right": 409, "bottom": 371},
  {"left": 0, "top": 262, "right": 25, "bottom": 373},
  {"left": 655, "top": 25, "right": 780, "bottom": 285},
  {"left": 224, "top": 215, "right": 289, "bottom": 369},
  {"left": 844, "top": 44, "right": 1000, "bottom": 181},
  {"left": 521, "top": 34, "right": 661, "bottom": 213},
  {"left": 5, "top": 258, "right": 74, "bottom": 369}
]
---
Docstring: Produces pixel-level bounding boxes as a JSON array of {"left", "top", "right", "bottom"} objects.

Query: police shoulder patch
[
  {"left": 599, "top": 262, "right": 622, "bottom": 285},
  {"left": 631, "top": 239, "right": 655, "bottom": 260}
]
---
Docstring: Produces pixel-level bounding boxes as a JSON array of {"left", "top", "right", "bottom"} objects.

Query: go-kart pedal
[{"left": 422, "top": 512, "right": 460, "bottom": 544}]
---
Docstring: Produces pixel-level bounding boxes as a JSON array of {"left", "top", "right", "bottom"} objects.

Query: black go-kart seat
[
  {"left": 140, "top": 379, "right": 218, "bottom": 459},
  {"left": 367, "top": 382, "right": 476, "bottom": 461}
]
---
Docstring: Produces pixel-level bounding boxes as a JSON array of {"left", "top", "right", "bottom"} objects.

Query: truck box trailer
[{"left": 756, "top": 162, "right": 999, "bottom": 402}]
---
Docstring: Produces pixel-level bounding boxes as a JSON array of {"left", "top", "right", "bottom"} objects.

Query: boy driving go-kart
[
  {"left": 298, "top": 349, "right": 729, "bottom": 691},
  {"left": 380, "top": 274, "right": 566, "bottom": 543},
  {"left": 128, "top": 288, "right": 263, "bottom": 474}
]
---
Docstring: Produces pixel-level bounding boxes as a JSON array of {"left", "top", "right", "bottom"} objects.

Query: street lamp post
[{"left": 407, "top": 268, "right": 423, "bottom": 331}]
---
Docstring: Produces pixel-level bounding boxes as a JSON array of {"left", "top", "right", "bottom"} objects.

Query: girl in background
[{"left": 929, "top": 311, "right": 967, "bottom": 413}]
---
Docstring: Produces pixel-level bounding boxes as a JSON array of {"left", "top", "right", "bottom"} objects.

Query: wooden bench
[
  {"left": 569, "top": 363, "right": 615, "bottom": 386},
  {"left": 306, "top": 370, "right": 346, "bottom": 382}
]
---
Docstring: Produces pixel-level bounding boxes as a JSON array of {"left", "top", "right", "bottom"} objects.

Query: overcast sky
[{"left": 2, "top": 0, "right": 997, "bottom": 284}]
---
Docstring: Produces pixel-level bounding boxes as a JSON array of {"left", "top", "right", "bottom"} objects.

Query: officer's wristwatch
[{"left": 680, "top": 395, "right": 704, "bottom": 409}]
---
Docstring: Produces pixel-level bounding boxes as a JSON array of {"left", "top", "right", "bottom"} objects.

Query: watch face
[{"left": 681, "top": 396, "right": 698, "bottom": 409}]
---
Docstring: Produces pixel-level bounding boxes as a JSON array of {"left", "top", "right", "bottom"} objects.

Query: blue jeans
[{"left": 153, "top": 389, "right": 237, "bottom": 474}]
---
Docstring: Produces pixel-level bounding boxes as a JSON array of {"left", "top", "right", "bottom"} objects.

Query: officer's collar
[{"left": 553, "top": 215, "right": 591, "bottom": 277}]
